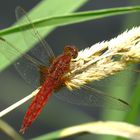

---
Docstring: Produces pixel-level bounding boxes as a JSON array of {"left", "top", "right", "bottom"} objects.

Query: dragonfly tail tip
[{"left": 19, "top": 127, "right": 26, "bottom": 134}]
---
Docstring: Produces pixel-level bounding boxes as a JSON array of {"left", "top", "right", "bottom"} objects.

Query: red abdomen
[{"left": 20, "top": 78, "right": 55, "bottom": 134}]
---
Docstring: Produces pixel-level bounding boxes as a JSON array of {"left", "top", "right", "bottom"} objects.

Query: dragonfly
[{"left": 0, "top": 7, "right": 130, "bottom": 134}]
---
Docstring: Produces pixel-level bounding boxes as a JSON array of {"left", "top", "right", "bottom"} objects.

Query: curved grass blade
[
  {"left": 0, "top": 5, "right": 140, "bottom": 36},
  {"left": 31, "top": 121, "right": 140, "bottom": 140}
]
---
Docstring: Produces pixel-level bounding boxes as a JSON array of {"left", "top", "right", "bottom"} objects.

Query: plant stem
[{"left": 0, "top": 88, "right": 39, "bottom": 118}]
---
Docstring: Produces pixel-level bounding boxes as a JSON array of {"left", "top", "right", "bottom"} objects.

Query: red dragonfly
[{"left": 0, "top": 7, "right": 130, "bottom": 134}]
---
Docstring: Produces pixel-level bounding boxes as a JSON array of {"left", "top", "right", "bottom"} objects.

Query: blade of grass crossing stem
[{"left": 0, "top": 0, "right": 87, "bottom": 71}]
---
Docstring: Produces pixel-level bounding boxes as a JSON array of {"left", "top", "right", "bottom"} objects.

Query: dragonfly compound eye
[{"left": 64, "top": 45, "right": 78, "bottom": 59}]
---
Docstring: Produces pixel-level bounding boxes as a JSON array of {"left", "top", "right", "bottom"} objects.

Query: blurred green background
[{"left": 0, "top": 0, "right": 140, "bottom": 140}]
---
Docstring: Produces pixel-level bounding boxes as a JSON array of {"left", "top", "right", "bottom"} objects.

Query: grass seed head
[{"left": 65, "top": 26, "right": 140, "bottom": 90}]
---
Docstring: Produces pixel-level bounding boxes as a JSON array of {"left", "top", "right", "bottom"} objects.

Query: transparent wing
[
  {"left": 15, "top": 6, "right": 55, "bottom": 64},
  {"left": 0, "top": 37, "right": 42, "bottom": 88},
  {"left": 55, "top": 85, "right": 130, "bottom": 111},
  {"left": 14, "top": 6, "right": 55, "bottom": 87}
]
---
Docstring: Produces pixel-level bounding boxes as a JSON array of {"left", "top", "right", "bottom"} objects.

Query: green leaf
[
  {"left": 124, "top": 79, "right": 140, "bottom": 123},
  {"left": 1, "top": 5, "right": 140, "bottom": 36},
  {"left": 100, "top": 70, "right": 134, "bottom": 140},
  {"left": 118, "top": 78, "right": 140, "bottom": 140}
]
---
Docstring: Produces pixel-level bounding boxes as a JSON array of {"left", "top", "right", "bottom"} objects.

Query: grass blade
[{"left": 0, "top": 6, "right": 140, "bottom": 36}]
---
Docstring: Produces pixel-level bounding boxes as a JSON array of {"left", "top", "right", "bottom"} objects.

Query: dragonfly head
[{"left": 64, "top": 45, "right": 78, "bottom": 59}]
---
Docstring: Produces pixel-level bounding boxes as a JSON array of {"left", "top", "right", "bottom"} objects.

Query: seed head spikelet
[{"left": 65, "top": 26, "right": 140, "bottom": 90}]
